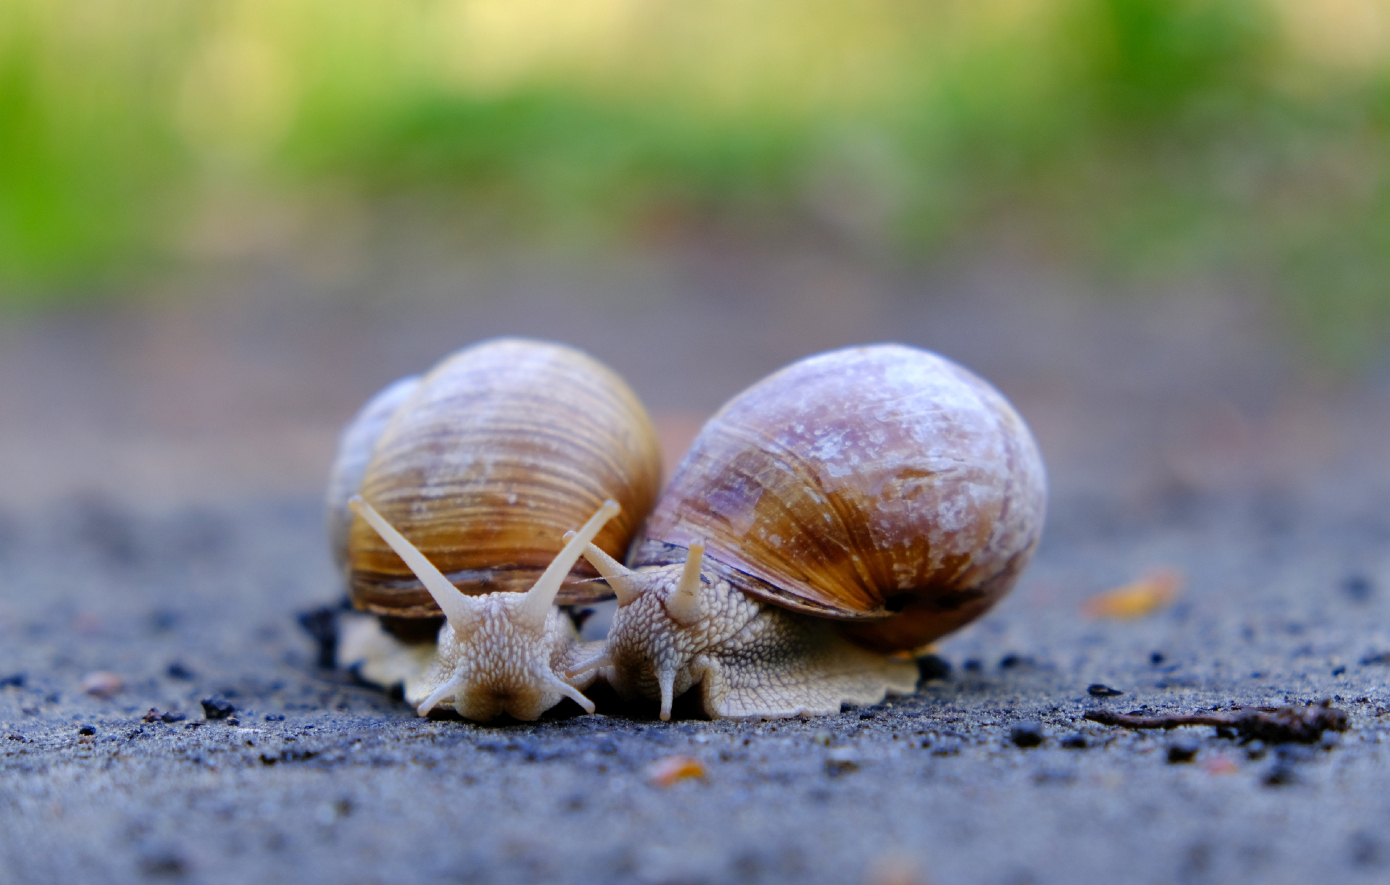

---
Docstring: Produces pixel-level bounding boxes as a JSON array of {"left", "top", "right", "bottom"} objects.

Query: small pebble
[
  {"left": 200, "top": 697, "right": 236, "bottom": 720},
  {"left": 915, "top": 654, "right": 952, "bottom": 682},
  {"left": 264, "top": 714, "right": 285, "bottom": 722},
  {"left": 0, "top": 673, "right": 25, "bottom": 689},
  {"left": 166, "top": 661, "right": 196, "bottom": 680},
  {"left": 1263, "top": 763, "right": 1297, "bottom": 786},
  {"left": 138, "top": 851, "right": 188, "bottom": 877},
  {"left": 1167, "top": 739, "right": 1199, "bottom": 763},
  {"left": 77, "top": 725, "right": 96, "bottom": 736},
  {"left": 1087, "top": 684, "right": 1123, "bottom": 697},
  {"left": 646, "top": 755, "right": 706, "bottom": 787},
  {"left": 1342, "top": 574, "right": 1374, "bottom": 602},
  {"left": 1010, "top": 722, "right": 1044, "bottom": 748},
  {"left": 1061, "top": 734, "right": 1088, "bottom": 749},
  {"left": 999, "top": 653, "right": 1034, "bottom": 670},
  {"left": 1150, "top": 651, "right": 1166, "bottom": 665},
  {"left": 562, "top": 793, "right": 586, "bottom": 812},
  {"left": 80, "top": 671, "right": 123, "bottom": 698},
  {"left": 824, "top": 746, "right": 860, "bottom": 776},
  {"left": 297, "top": 606, "right": 340, "bottom": 670}
]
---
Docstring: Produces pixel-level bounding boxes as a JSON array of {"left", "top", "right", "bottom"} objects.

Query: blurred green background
[{"left": 2, "top": 0, "right": 1389, "bottom": 362}]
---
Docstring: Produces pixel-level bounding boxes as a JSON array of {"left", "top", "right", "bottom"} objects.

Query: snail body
[
  {"left": 569, "top": 344, "right": 1047, "bottom": 719},
  {"left": 327, "top": 338, "right": 661, "bottom": 720}
]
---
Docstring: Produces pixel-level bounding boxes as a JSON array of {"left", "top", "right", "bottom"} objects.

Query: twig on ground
[{"left": 1084, "top": 699, "right": 1348, "bottom": 744}]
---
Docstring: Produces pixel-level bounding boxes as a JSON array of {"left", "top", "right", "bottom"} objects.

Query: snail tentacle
[
  {"left": 657, "top": 666, "right": 679, "bottom": 721},
  {"left": 416, "top": 675, "right": 465, "bottom": 717},
  {"left": 541, "top": 673, "right": 597, "bottom": 714},
  {"left": 664, "top": 541, "right": 705, "bottom": 627},
  {"left": 515, "top": 500, "right": 621, "bottom": 629},
  {"left": 568, "top": 535, "right": 641, "bottom": 605},
  {"left": 350, "top": 499, "right": 615, "bottom": 721},
  {"left": 348, "top": 496, "right": 476, "bottom": 629},
  {"left": 564, "top": 651, "right": 614, "bottom": 680}
]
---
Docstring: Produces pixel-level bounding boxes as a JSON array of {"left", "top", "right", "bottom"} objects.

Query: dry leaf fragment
[
  {"left": 646, "top": 755, "right": 706, "bottom": 787},
  {"left": 863, "top": 855, "right": 930, "bottom": 885},
  {"left": 79, "top": 671, "right": 123, "bottom": 698},
  {"left": 1082, "top": 568, "right": 1183, "bottom": 619},
  {"left": 1203, "top": 756, "right": 1239, "bottom": 776}
]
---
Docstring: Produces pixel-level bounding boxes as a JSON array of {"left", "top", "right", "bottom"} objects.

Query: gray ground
[{"left": 2, "top": 242, "right": 1389, "bottom": 884}]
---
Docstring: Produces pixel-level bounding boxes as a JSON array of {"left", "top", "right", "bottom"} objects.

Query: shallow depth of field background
[
  {"left": 5, "top": 11, "right": 1390, "bottom": 884},
  {"left": 3, "top": 0, "right": 1390, "bottom": 364}
]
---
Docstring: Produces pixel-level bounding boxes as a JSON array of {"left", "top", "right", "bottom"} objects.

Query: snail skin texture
[
  {"left": 327, "top": 338, "right": 661, "bottom": 721},
  {"left": 566, "top": 343, "right": 1047, "bottom": 720}
]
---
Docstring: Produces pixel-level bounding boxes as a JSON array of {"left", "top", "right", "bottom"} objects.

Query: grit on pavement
[{"left": 2, "top": 243, "right": 1389, "bottom": 885}]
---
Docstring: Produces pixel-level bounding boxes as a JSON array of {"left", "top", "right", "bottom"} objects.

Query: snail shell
[
  {"left": 332, "top": 337, "right": 662, "bottom": 620},
  {"left": 572, "top": 343, "right": 1046, "bottom": 719},
  {"left": 326, "top": 337, "right": 662, "bottom": 720},
  {"left": 633, "top": 342, "right": 1046, "bottom": 652}
]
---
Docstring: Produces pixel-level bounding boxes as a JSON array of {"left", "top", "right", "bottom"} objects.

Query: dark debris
[
  {"left": 200, "top": 698, "right": 236, "bottom": 721},
  {"left": 296, "top": 605, "right": 340, "bottom": 670},
  {"left": 1084, "top": 699, "right": 1348, "bottom": 744},
  {"left": 1010, "top": 722, "right": 1044, "bottom": 748},
  {"left": 915, "top": 654, "right": 952, "bottom": 683},
  {"left": 165, "top": 661, "right": 196, "bottom": 681},
  {"left": 1166, "top": 739, "right": 1199, "bottom": 763}
]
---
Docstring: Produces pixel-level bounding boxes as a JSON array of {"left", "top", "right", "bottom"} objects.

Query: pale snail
[
  {"left": 565, "top": 342, "right": 1047, "bottom": 719},
  {"left": 343, "top": 342, "right": 1046, "bottom": 722},
  {"left": 327, "top": 337, "right": 662, "bottom": 721}
]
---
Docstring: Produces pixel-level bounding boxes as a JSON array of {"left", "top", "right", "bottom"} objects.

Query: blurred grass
[{"left": 2, "top": 0, "right": 1389, "bottom": 361}]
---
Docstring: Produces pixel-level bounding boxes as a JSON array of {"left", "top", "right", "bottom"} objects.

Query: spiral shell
[
  {"left": 333, "top": 338, "right": 662, "bottom": 620},
  {"left": 629, "top": 343, "right": 1045, "bottom": 652}
]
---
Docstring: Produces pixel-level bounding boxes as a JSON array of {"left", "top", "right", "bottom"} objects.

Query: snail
[
  {"left": 561, "top": 343, "right": 1047, "bottom": 719},
  {"left": 326, "top": 337, "right": 662, "bottom": 721}
]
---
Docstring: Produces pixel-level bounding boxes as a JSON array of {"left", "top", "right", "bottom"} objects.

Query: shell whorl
[
  {"left": 342, "top": 338, "right": 662, "bottom": 619},
  {"left": 630, "top": 343, "right": 1046, "bottom": 652}
]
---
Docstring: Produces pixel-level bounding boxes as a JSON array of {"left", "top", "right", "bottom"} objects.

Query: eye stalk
[{"left": 348, "top": 496, "right": 622, "bottom": 720}]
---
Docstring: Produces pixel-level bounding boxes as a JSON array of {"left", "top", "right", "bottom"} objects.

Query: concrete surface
[{"left": 2, "top": 243, "right": 1389, "bottom": 884}]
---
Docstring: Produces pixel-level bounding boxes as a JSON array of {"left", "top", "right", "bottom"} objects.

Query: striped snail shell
[
  {"left": 570, "top": 343, "right": 1046, "bottom": 719},
  {"left": 326, "top": 337, "right": 661, "bottom": 721},
  {"left": 331, "top": 337, "right": 662, "bottom": 618}
]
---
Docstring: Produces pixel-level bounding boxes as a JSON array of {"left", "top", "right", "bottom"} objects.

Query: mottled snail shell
[
  {"left": 629, "top": 343, "right": 1046, "bottom": 653},
  {"left": 332, "top": 338, "right": 663, "bottom": 620}
]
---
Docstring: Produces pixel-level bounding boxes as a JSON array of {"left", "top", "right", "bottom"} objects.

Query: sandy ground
[{"left": 1, "top": 242, "right": 1389, "bottom": 884}]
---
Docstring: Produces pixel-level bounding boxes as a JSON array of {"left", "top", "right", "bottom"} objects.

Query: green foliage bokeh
[{"left": 1, "top": 0, "right": 1387, "bottom": 360}]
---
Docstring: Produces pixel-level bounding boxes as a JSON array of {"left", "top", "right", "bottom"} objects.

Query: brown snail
[
  {"left": 564, "top": 343, "right": 1047, "bottom": 719},
  {"left": 327, "top": 337, "right": 662, "bottom": 721}
]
